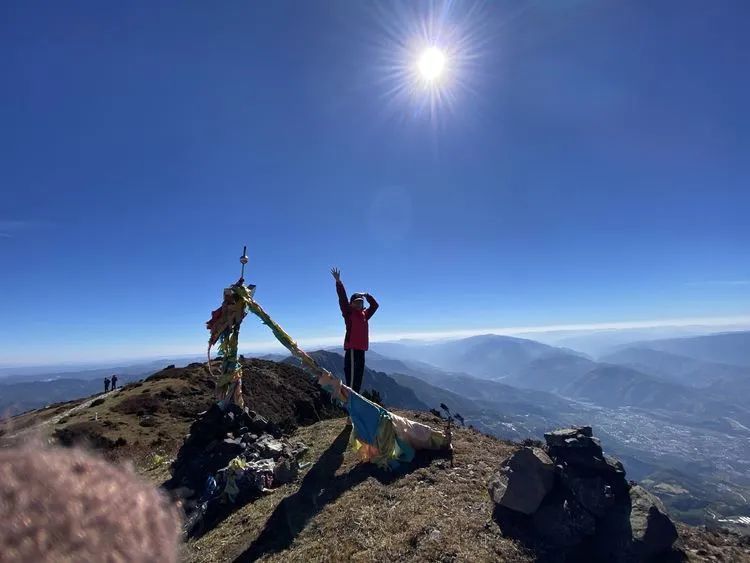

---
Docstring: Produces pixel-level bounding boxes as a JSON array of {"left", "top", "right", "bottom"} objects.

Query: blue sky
[{"left": 2, "top": 1, "right": 749, "bottom": 365}]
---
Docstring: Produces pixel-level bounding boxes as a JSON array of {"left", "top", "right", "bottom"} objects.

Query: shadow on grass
[{"left": 233, "top": 426, "right": 450, "bottom": 562}]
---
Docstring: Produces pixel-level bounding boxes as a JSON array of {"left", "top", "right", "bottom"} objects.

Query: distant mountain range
[
  {"left": 625, "top": 331, "right": 750, "bottom": 368},
  {"left": 0, "top": 359, "right": 184, "bottom": 384},
  {"left": 373, "top": 334, "right": 587, "bottom": 380},
  {"left": 286, "top": 349, "right": 575, "bottom": 439},
  {"left": 283, "top": 350, "right": 429, "bottom": 412},
  {"left": 372, "top": 332, "right": 750, "bottom": 421},
  {"left": 600, "top": 346, "right": 750, "bottom": 387},
  {"left": 0, "top": 373, "right": 144, "bottom": 416},
  {"left": 529, "top": 326, "right": 746, "bottom": 357},
  {"left": 4, "top": 329, "right": 750, "bottom": 528},
  {"left": 282, "top": 339, "right": 750, "bottom": 527}
]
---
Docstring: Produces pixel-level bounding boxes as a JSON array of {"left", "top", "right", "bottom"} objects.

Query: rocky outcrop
[
  {"left": 489, "top": 447, "right": 554, "bottom": 514},
  {"left": 489, "top": 426, "right": 681, "bottom": 562},
  {"left": 629, "top": 485, "right": 679, "bottom": 558}
]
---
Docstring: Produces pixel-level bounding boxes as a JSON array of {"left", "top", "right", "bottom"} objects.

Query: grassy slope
[
  {"left": 183, "top": 414, "right": 528, "bottom": 563},
  {"left": 2, "top": 360, "right": 749, "bottom": 562},
  {"left": 183, "top": 415, "right": 750, "bottom": 563}
]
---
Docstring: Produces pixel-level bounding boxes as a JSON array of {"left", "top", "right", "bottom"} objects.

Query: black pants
[{"left": 344, "top": 349, "right": 365, "bottom": 393}]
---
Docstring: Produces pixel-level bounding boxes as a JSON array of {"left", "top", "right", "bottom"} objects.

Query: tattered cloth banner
[
  {"left": 207, "top": 282, "right": 451, "bottom": 469},
  {"left": 206, "top": 284, "right": 257, "bottom": 408}
]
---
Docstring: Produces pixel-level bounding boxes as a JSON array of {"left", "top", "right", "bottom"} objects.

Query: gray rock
[
  {"left": 629, "top": 485, "right": 678, "bottom": 558},
  {"left": 552, "top": 448, "right": 607, "bottom": 472},
  {"left": 590, "top": 485, "right": 678, "bottom": 562},
  {"left": 249, "top": 414, "right": 269, "bottom": 434},
  {"left": 561, "top": 473, "right": 616, "bottom": 517},
  {"left": 591, "top": 498, "right": 638, "bottom": 563},
  {"left": 604, "top": 455, "right": 626, "bottom": 476},
  {"left": 273, "top": 458, "right": 299, "bottom": 484},
  {"left": 488, "top": 447, "right": 554, "bottom": 515},
  {"left": 532, "top": 494, "right": 597, "bottom": 547},
  {"left": 139, "top": 415, "right": 158, "bottom": 428},
  {"left": 252, "top": 433, "right": 285, "bottom": 459},
  {"left": 291, "top": 441, "right": 309, "bottom": 459},
  {"left": 544, "top": 426, "right": 592, "bottom": 448}
]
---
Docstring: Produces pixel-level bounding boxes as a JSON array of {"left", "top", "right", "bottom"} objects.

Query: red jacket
[{"left": 336, "top": 281, "right": 378, "bottom": 350}]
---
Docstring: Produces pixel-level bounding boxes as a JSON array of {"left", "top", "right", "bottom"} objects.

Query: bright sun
[{"left": 417, "top": 47, "right": 446, "bottom": 82}]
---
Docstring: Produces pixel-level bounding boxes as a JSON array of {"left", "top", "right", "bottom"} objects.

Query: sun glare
[
  {"left": 372, "top": 1, "right": 486, "bottom": 124},
  {"left": 418, "top": 47, "right": 446, "bottom": 82}
]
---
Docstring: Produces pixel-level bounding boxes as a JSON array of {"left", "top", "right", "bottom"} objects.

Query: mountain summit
[{"left": 2, "top": 357, "right": 749, "bottom": 561}]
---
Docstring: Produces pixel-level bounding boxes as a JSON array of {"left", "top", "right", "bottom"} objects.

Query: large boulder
[
  {"left": 492, "top": 426, "right": 682, "bottom": 562},
  {"left": 531, "top": 491, "right": 597, "bottom": 547},
  {"left": 591, "top": 484, "right": 679, "bottom": 562},
  {"left": 629, "top": 485, "right": 678, "bottom": 559},
  {"left": 558, "top": 451, "right": 628, "bottom": 518},
  {"left": 546, "top": 427, "right": 677, "bottom": 557},
  {"left": 488, "top": 447, "right": 555, "bottom": 515},
  {"left": 561, "top": 473, "right": 616, "bottom": 518}
]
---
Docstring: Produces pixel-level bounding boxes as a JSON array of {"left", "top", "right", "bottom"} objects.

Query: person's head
[
  {"left": 350, "top": 294, "right": 365, "bottom": 311},
  {"left": 0, "top": 446, "right": 181, "bottom": 562}
]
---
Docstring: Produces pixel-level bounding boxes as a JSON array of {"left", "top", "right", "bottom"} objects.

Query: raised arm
[
  {"left": 365, "top": 292, "right": 379, "bottom": 319},
  {"left": 331, "top": 267, "right": 350, "bottom": 315}
]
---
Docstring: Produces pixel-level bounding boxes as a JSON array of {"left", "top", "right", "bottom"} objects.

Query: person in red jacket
[{"left": 331, "top": 267, "right": 378, "bottom": 396}]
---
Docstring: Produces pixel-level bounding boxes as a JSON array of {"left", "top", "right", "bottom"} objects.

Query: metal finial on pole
[{"left": 240, "top": 245, "right": 248, "bottom": 280}]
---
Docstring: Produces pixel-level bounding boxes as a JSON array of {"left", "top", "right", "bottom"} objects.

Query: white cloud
[
  {"left": 5, "top": 314, "right": 750, "bottom": 367},
  {"left": 363, "top": 315, "right": 750, "bottom": 343},
  {"left": 241, "top": 314, "right": 750, "bottom": 349}
]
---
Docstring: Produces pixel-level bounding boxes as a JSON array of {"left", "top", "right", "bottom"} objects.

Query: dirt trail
[{"left": 3, "top": 389, "right": 121, "bottom": 442}]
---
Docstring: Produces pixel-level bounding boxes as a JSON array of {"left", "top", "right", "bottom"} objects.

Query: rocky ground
[{"left": 1, "top": 359, "right": 748, "bottom": 562}]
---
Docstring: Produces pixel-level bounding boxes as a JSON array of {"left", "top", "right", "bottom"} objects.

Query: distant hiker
[
  {"left": 104, "top": 377, "right": 110, "bottom": 393},
  {"left": 331, "top": 267, "right": 378, "bottom": 398},
  {"left": 111, "top": 374, "right": 118, "bottom": 390}
]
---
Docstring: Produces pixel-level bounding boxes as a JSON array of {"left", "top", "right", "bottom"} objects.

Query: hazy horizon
[{"left": 2, "top": 315, "right": 749, "bottom": 371}]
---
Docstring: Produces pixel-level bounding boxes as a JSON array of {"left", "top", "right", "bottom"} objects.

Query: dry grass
[
  {"left": 0, "top": 366, "right": 214, "bottom": 470},
  {"left": 183, "top": 413, "right": 533, "bottom": 563},
  {"left": 0, "top": 399, "right": 79, "bottom": 438},
  {"left": 677, "top": 523, "right": 750, "bottom": 562},
  {"left": 55, "top": 375, "right": 208, "bottom": 463},
  {"left": 4, "top": 360, "right": 749, "bottom": 563}
]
